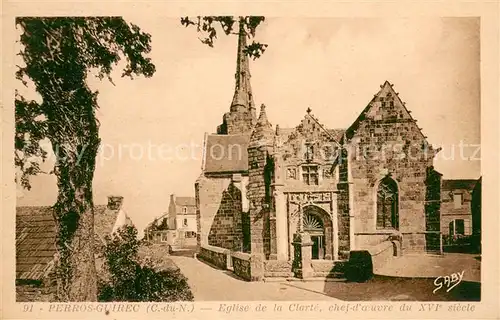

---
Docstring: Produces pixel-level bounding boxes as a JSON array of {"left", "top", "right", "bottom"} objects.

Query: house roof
[
  {"left": 145, "top": 212, "right": 169, "bottom": 229},
  {"left": 175, "top": 197, "right": 196, "bottom": 207},
  {"left": 16, "top": 206, "right": 57, "bottom": 281},
  {"left": 203, "top": 133, "right": 250, "bottom": 174},
  {"left": 442, "top": 179, "right": 478, "bottom": 191},
  {"left": 16, "top": 205, "right": 125, "bottom": 281}
]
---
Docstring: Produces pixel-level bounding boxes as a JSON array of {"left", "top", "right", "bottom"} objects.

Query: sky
[{"left": 15, "top": 17, "right": 481, "bottom": 233}]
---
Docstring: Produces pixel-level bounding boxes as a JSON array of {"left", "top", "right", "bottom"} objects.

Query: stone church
[{"left": 195, "top": 21, "right": 443, "bottom": 279}]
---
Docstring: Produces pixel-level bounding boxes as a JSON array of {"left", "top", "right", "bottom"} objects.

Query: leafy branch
[{"left": 180, "top": 16, "right": 268, "bottom": 60}]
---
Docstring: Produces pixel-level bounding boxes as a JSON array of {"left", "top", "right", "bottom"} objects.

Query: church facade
[{"left": 195, "top": 21, "right": 443, "bottom": 278}]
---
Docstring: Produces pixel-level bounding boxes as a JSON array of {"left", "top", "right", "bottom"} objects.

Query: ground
[
  {"left": 169, "top": 253, "right": 335, "bottom": 301},
  {"left": 168, "top": 249, "right": 481, "bottom": 301}
]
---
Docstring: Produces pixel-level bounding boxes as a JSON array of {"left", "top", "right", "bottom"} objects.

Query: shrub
[
  {"left": 98, "top": 225, "right": 194, "bottom": 302},
  {"left": 344, "top": 250, "right": 373, "bottom": 283}
]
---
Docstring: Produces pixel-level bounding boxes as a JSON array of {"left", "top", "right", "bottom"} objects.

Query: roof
[
  {"left": 442, "top": 179, "right": 478, "bottom": 191},
  {"left": 341, "top": 80, "right": 426, "bottom": 144},
  {"left": 203, "top": 133, "right": 250, "bottom": 174},
  {"left": 94, "top": 205, "right": 121, "bottom": 241},
  {"left": 146, "top": 212, "right": 169, "bottom": 228},
  {"left": 175, "top": 197, "right": 196, "bottom": 207},
  {"left": 16, "top": 206, "right": 56, "bottom": 281},
  {"left": 16, "top": 205, "right": 124, "bottom": 281}
]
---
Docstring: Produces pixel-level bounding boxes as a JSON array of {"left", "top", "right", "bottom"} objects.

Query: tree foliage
[
  {"left": 180, "top": 16, "right": 267, "bottom": 59},
  {"left": 98, "top": 225, "right": 194, "bottom": 302},
  {"left": 15, "top": 17, "right": 156, "bottom": 301},
  {"left": 15, "top": 17, "right": 155, "bottom": 190}
]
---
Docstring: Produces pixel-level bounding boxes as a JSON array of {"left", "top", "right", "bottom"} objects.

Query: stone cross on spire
[{"left": 230, "top": 17, "right": 256, "bottom": 118}]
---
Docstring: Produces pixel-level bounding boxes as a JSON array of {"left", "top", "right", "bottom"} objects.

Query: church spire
[
  {"left": 216, "top": 17, "right": 258, "bottom": 135},
  {"left": 230, "top": 17, "right": 256, "bottom": 117}
]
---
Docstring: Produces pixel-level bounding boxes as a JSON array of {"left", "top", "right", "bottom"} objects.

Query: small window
[
  {"left": 449, "top": 219, "right": 467, "bottom": 236},
  {"left": 161, "top": 233, "right": 168, "bottom": 242},
  {"left": 453, "top": 194, "right": 463, "bottom": 209},
  {"left": 302, "top": 165, "right": 319, "bottom": 185},
  {"left": 455, "top": 219, "right": 465, "bottom": 235},
  {"left": 183, "top": 218, "right": 188, "bottom": 227},
  {"left": 305, "top": 144, "right": 314, "bottom": 161},
  {"left": 182, "top": 207, "right": 187, "bottom": 214}
]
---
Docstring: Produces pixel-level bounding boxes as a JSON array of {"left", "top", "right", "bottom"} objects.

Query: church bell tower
[{"left": 217, "top": 18, "right": 257, "bottom": 135}]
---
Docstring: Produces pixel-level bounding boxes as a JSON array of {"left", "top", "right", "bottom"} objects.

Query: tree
[
  {"left": 180, "top": 16, "right": 267, "bottom": 59},
  {"left": 158, "top": 217, "right": 169, "bottom": 230},
  {"left": 98, "top": 225, "right": 193, "bottom": 302},
  {"left": 15, "top": 17, "right": 155, "bottom": 301}
]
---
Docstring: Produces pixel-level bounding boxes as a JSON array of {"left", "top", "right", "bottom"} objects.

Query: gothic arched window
[{"left": 377, "top": 176, "right": 399, "bottom": 230}]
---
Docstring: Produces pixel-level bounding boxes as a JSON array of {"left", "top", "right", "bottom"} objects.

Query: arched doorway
[
  {"left": 302, "top": 205, "right": 333, "bottom": 260},
  {"left": 376, "top": 176, "right": 399, "bottom": 230}
]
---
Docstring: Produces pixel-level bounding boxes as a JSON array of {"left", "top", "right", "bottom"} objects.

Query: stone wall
[
  {"left": 311, "top": 260, "right": 345, "bottom": 278},
  {"left": 263, "top": 260, "right": 293, "bottom": 278},
  {"left": 16, "top": 281, "right": 55, "bottom": 302},
  {"left": 336, "top": 149, "right": 351, "bottom": 259},
  {"left": 207, "top": 182, "right": 243, "bottom": 250},
  {"left": 401, "top": 232, "right": 426, "bottom": 252},
  {"left": 348, "top": 120, "right": 433, "bottom": 252},
  {"left": 196, "top": 176, "right": 246, "bottom": 251},
  {"left": 355, "top": 232, "right": 397, "bottom": 249},
  {"left": 198, "top": 245, "right": 230, "bottom": 270},
  {"left": 368, "top": 240, "right": 398, "bottom": 274},
  {"left": 231, "top": 252, "right": 252, "bottom": 281},
  {"left": 221, "top": 111, "right": 256, "bottom": 135},
  {"left": 342, "top": 83, "right": 440, "bottom": 253},
  {"left": 247, "top": 145, "right": 272, "bottom": 257}
]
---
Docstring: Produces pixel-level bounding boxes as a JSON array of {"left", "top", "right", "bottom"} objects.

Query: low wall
[
  {"left": 198, "top": 244, "right": 230, "bottom": 270},
  {"left": 16, "top": 282, "right": 55, "bottom": 302},
  {"left": 310, "top": 260, "right": 346, "bottom": 278},
  {"left": 231, "top": 252, "right": 252, "bottom": 281},
  {"left": 368, "top": 241, "right": 397, "bottom": 273},
  {"left": 355, "top": 232, "right": 398, "bottom": 249},
  {"left": 401, "top": 232, "right": 426, "bottom": 253},
  {"left": 263, "top": 260, "right": 293, "bottom": 278}
]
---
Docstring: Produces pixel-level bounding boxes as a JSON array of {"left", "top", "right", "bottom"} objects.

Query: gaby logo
[{"left": 433, "top": 270, "right": 465, "bottom": 294}]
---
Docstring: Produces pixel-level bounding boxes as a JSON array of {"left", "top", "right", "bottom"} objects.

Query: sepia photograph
[{"left": 2, "top": 2, "right": 499, "bottom": 319}]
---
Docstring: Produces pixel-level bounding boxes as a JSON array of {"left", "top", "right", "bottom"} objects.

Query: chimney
[{"left": 107, "top": 196, "right": 124, "bottom": 210}]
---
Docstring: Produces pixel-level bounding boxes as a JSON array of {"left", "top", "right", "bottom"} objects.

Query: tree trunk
[{"left": 52, "top": 135, "right": 100, "bottom": 301}]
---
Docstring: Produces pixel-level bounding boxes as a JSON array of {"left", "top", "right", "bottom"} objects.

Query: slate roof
[
  {"left": 16, "top": 205, "right": 124, "bottom": 281},
  {"left": 145, "top": 212, "right": 169, "bottom": 229},
  {"left": 442, "top": 179, "right": 478, "bottom": 191},
  {"left": 175, "top": 197, "right": 196, "bottom": 207},
  {"left": 16, "top": 206, "right": 57, "bottom": 281},
  {"left": 203, "top": 133, "right": 250, "bottom": 174}
]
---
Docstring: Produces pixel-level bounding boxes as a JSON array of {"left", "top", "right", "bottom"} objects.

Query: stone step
[
  {"left": 313, "top": 271, "right": 344, "bottom": 278},
  {"left": 263, "top": 276, "right": 346, "bottom": 283},
  {"left": 264, "top": 271, "right": 295, "bottom": 278},
  {"left": 287, "top": 277, "right": 346, "bottom": 282}
]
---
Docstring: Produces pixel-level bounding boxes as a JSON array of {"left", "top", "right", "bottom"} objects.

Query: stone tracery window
[
  {"left": 376, "top": 176, "right": 399, "bottom": 229},
  {"left": 302, "top": 165, "right": 319, "bottom": 185}
]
